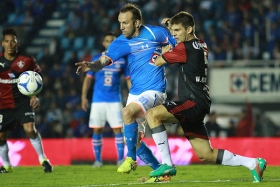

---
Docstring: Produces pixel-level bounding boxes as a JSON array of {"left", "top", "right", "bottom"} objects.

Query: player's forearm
[
  {"left": 90, "top": 56, "right": 111, "bottom": 72},
  {"left": 81, "top": 77, "right": 91, "bottom": 99}
]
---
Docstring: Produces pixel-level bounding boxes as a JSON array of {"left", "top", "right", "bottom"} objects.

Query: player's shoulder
[
  {"left": 17, "top": 52, "right": 36, "bottom": 61},
  {"left": 187, "top": 38, "right": 208, "bottom": 50},
  {"left": 143, "top": 24, "right": 167, "bottom": 32}
]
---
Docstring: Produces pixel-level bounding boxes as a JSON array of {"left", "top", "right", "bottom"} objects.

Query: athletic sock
[
  {"left": 115, "top": 132, "right": 124, "bottom": 161},
  {"left": 92, "top": 133, "right": 102, "bottom": 162},
  {"left": 151, "top": 125, "right": 173, "bottom": 166},
  {"left": 0, "top": 143, "right": 11, "bottom": 166},
  {"left": 216, "top": 149, "right": 256, "bottom": 170},
  {"left": 124, "top": 121, "right": 138, "bottom": 161},
  {"left": 29, "top": 133, "right": 46, "bottom": 163},
  {"left": 136, "top": 141, "right": 160, "bottom": 170}
]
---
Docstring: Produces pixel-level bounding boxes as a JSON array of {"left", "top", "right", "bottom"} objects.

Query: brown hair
[
  {"left": 120, "top": 3, "right": 142, "bottom": 22},
  {"left": 170, "top": 11, "right": 195, "bottom": 29}
]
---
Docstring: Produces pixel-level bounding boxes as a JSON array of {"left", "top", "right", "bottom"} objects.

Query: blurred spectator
[
  {"left": 79, "top": 48, "right": 92, "bottom": 62},
  {"left": 227, "top": 119, "right": 236, "bottom": 137},
  {"left": 73, "top": 117, "right": 92, "bottom": 138},
  {"left": 205, "top": 111, "right": 222, "bottom": 137},
  {"left": 235, "top": 101, "right": 254, "bottom": 137}
]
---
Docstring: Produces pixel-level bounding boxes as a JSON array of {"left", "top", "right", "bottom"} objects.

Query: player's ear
[
  {"left": 135, "top": 19, "right": 140, "bottom": 28},
  {"left": 187, "top": 26, "right": 193, "bottom": 34}
]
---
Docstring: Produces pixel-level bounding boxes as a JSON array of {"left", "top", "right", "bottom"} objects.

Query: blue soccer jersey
[
  {"left": 103, "top": 25, "right": 176, "bottom": 95},
  {"left": 87, "top": 53, "right": 129, "bottom": 103}
]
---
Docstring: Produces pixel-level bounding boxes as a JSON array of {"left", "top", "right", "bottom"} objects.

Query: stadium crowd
[{"left": 1, "top": 0, "right": 280, "bottom": 138}]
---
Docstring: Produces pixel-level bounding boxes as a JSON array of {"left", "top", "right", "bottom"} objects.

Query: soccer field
[{"left": 1, "top": 165, "right": 280, "bottom": 187}]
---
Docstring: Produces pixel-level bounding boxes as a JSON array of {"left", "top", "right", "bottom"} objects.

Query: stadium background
[{"left": 0, "top": 0, "right": 279, "bottom": 166}]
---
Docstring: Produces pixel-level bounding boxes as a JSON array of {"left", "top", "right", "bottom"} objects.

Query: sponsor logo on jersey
[
  {"left": 141, "top": 44, "right": 149, "bottom": 50},
  {"left": 8, "top": 73, "right": 15, "bottom": 78},
  {"left": 192, "top": 41, "right": 207, "bottom": 50},
  {"left": 0, "top": 62, "right": 5, "bottom": 67},
  {"left": 0, "top": 78, "right": 19, "bottom": 84},
  {"left": 17, "top": 61, "right": 25, "bottom": 69}
]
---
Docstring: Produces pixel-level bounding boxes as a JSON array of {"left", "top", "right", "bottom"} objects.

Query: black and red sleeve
[{"left": 162, "top": 43, "right": 187, "bottom": 64}]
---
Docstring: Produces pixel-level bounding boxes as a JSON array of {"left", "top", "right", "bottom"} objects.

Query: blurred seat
[
  {"left": 86, "top": 36, "right": 95, "bottom": 49},
  {"left": 62, "top": 50, "right": 73, "bottom": 63},
  {"left": 73, "top": 37, "right": 84, "bottom": 50},
  {"left": 60, "top": 37, "right": 71, "bottom": 50}
]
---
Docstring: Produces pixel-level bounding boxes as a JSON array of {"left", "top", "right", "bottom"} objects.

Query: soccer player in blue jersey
[
  {"left": 76, "top": 3, "right": 177, "bottom": 182},
  {"left": 145, "top": 11, "right": 266, "bottom": 183},
  {"left": 81, "top": 33, "right": 130, "bottom": 167}
]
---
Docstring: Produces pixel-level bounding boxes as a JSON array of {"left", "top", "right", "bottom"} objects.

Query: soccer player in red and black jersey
[
  {"left": 145, "top": 12, "right": 266, "bottom": 182},
  {"left": 0, "top": 28, "right": 52, "bottom": 173}
]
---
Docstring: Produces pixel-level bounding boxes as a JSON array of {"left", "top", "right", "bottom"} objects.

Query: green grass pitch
[{"left": 1, "top": 164, "right": 280, "bottom": 187}]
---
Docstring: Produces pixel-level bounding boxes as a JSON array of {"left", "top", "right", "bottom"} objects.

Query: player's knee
[
  {"left": 0, "top": 138, "right": 7, "bottom": 145},
  {"left": 122, "top": 107, "right": 135, "bottom": 120},
  {"left": 24, "top": 125, "right": 36, "bottom": 137}
]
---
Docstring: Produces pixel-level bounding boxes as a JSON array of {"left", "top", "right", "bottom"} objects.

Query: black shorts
[
  {"left": 0, "top": 100, "right": 35, "bottom": 132},
  {"left": 163, "top": 100, "right": 209, "bottom": 140}
]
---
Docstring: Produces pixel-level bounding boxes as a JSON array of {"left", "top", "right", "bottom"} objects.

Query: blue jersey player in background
[
  {"left": 81, "top": 33, "right": 130, "bottom": 167},
  {"left": 76, "top": 3, "right": 176, "bottom": 182}
]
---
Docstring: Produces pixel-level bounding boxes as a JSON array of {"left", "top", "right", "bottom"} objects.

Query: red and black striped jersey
[
  {"left": 162, "top": 38, "right": 211, "bottom": 111},
  {"left": 0, "top": 53, "right": 41, "bottom": 109}
]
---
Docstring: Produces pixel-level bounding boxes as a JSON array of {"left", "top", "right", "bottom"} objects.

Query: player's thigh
[
  {"left": 18, "top": 101, "right": 35, "bottom": 124},
  {"left": 89, "top": 103, "right": 107, "bottom": 128},
  {"left": 126, "top": 91, "right": 167, "bottom": 114},
  {"left": 106, "top": 102, "right": 123, "bottom": 128},
  {"left": 146, "top": 105, "right": 178, "bottom": 124}
]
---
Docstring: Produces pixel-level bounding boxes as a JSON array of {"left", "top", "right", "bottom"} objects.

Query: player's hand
[
  {"left": 81, "top": 98, "right": 88, "bottom": 112},
  {"left": 161, "top": 18, "right": 170, "bottom": 26},
  {"left": 30, "top": 96, "right": 40, "bottom": 109},
  {"left": 162, "top": 44, "right": 172, "bottom": 54},
  {"left": 75, "top": 61, "right": 92, "bottom": 75}
]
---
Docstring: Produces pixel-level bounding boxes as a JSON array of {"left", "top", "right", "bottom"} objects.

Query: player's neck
[
  {"left": 132, "top": 26, "right": 141, "bottom": 38},
  {"left": 4, "top": 52, "right": 17, "bottom": 61}
]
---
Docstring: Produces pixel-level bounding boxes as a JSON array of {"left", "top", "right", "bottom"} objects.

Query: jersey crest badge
[{"left": 17, "top": 61, "right": 25, "bottom": 69}]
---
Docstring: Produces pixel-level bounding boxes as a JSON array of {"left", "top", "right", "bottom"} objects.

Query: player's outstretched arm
[{"left": 76, "top": 56, "right": 111, "bottom": 74}]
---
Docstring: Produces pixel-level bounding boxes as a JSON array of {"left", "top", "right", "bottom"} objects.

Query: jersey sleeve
[
  {"left": 86, "top": 70, "right": 95, "bottom": 78},
  {"left": 105, "top": 39, "right": 130, "bottom": 63},
  {"left": 31, "top": 56, "right": 42, "bottom": 73},
  {"left": 162, "top": 43, "right": 187, "bottom": 64},
  {"left": 154, "top": 26, "right": 176, "bottom": 47}
]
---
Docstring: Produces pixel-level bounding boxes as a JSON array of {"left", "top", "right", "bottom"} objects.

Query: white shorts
[
  {"left": 126, "top": 90, "right": 167, "bottom": 139},
  {"left": 126, "top": 90, "right": 167, "bottom": 114},
  {"left": 89, "top": 102, "right": 123, "bottom": 129}
]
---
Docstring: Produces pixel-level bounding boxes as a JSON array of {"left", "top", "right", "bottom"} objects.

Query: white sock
[
  {"left": 0, "top": 143, "right": 11, "bottom": 166},
  {"left": 152, "top": 130, "right": 173, "bottom": 166},
  {"left": 30, "top": 133, "right": 46, "bottom": 162},
  {"left": 221, "top": 150, "right": 256, "bottom": 170}
]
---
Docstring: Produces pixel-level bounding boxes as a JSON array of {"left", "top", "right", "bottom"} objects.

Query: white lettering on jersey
[{"left": 0, "top": 62, "right": 5, "bottom": 67}]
